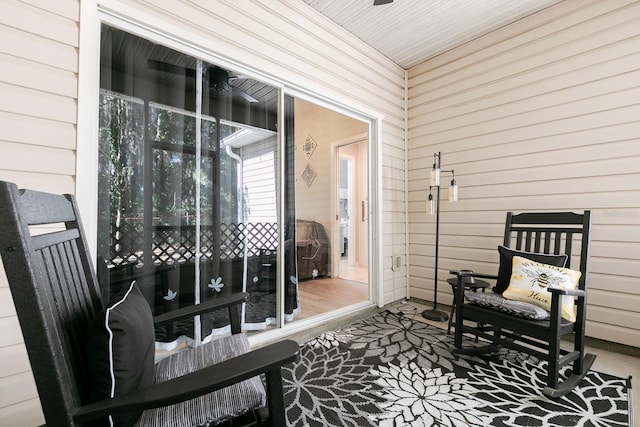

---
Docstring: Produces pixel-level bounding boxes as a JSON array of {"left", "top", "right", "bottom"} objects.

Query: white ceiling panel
[{"left": 301, "top": 0, "right": 565, "bottom": 69}]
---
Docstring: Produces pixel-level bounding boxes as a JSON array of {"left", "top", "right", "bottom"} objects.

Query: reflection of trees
[
  {"left": 219, "top": 137, "right": 239, "bottom": 225},
  {"left": 98, "top": 93, "right": 144, "bottom": 223},
  {"left": 98, "top": 93, "right": 145, "bottom": 259},
  {"left": 151, "top": 107, "right": 213, "bottom": 226},
  {"left": 98, "top": 92, "right": 239, "bottom": 262}
]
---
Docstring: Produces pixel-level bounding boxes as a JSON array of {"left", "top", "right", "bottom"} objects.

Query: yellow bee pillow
[{"left": 503, "top": 256, "right": 582, "bottom": 322}]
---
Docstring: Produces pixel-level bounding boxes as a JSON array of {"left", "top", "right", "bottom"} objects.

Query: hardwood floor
[{"left": 295, "top": 274, "right": 369, "bottom": 320}]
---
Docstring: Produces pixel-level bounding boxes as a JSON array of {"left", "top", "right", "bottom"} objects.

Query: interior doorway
[
  {"left": 291, "top": 135, "right": 370, "bottom": 322},
  {"left": 336, "top": 140, "right": 369, "bottom": 284},
  {"left": 288, "top": 98, "right": 371, "bottom": 322}
]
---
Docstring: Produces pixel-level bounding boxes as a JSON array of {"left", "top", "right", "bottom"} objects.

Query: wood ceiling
[{"left": 301, "top": 0, "right": 565, "bottom": 69}]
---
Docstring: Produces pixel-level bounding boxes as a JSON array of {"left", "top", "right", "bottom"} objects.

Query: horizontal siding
[
  {"left": 407, "top": 0, "right": 640, "bottom": 348},
  {"left": 0, "top": 111, "right": 76, "bottom": 149},
  {"left": 0, "top": 399, "right": 44, "bottom": 427},
  {"left": 0, "top": 1, "right": 81, "bottom": 425},
  {"left": 0, "top": 343, "right": 30, "bottom": 378},
  {"left": 0, "top": 52, "right": 77, "bottom": 98},
  {"left": 0, "top": 371, "right": 39, "bottom": 411},
  {"left": 0, "top": 0, "right": 79, "bottom": 46},
  {"left": 0, "top": 141, "right": 76, "bottom": 175},
  {"left": 0, "top": 171, "right": 75, "bottom": 195},
  {"left": 0, "top": 82, "right": 77, "bottom": 123},
  {"left": 0, "top": 25, "right": 78, "bottom": 73}
]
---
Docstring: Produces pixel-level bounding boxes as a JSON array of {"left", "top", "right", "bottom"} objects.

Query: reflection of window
[
  {"left": 149, "top": 103, "right": 219, "bottom": 227},
  {"left": 98, "top": 91, "right": 260, "bottom": 264},
  {"left": 149, "top": 103, "right": 218, "bottom": 150},
  {"left": 98, "top": 92, "right": 222, "bottom": 264}
]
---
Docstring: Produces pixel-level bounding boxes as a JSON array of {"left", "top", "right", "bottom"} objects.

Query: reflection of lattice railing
[
  {"left": 105, "top": 220, "right": 278, "bottom": 267},
  {"left": 107, "top": 221, "right": 145, "bottom": 266},
  {"left": 246, "top": 222, "right": 278, "bottom": 253},
  {"left": 153, "top": 226, "right": 198, "bottom": 264},
  {"left": 219, "top": 223, "right": 245, "bottom": 259}
]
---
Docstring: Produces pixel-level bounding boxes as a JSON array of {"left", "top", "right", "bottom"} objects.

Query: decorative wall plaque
[
  {"left": 302, "top": 164, "right": 317, "bottom": 187},
  {"left": 302, "top": 135, "right": 317, "bottom": 159}
]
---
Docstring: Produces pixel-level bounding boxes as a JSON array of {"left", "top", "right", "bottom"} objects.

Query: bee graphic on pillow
[{"left": 522, "top": 267, "right": 566, "bottom": 289}]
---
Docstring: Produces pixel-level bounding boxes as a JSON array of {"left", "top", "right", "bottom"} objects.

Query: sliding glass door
[
  {"left": 96, "top": 24, "right": 372, "bottom": 346},
  {"left": 97, "top": 25, "right": 295, "bottom": 346}
]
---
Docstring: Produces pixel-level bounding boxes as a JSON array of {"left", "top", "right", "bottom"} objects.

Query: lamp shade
[
  {"left": 427, "top": 193, "right": 435, "bottom": 215},
  {"left": 448, "top": 179, "right": 458, "bottom": 202},
  {"left": 430, "top": 165, "right": 440, "bottom": 187}
]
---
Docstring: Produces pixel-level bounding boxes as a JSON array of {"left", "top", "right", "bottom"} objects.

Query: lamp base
[{"left": 421, "top": 308, "right": 449, "bottom": 322}]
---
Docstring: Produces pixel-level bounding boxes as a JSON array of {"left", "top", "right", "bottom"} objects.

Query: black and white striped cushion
[
  {"left": 135, "top": 334, "right": 266, "bottom": 426},
  {"left": 465, "top": 291, "right": 551, "bottom": 320}
]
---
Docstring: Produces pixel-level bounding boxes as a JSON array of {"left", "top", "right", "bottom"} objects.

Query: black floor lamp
[{"left": 422, "top": 151, "right": 458, "bottom": 322}]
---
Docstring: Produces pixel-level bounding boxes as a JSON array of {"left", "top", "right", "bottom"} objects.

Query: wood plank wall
[
  {"left": 407, "top": 0, "right": 640, "bottom": 348},
  {"left": 0, "top": 0, "right": 406, "bottom": 424}
]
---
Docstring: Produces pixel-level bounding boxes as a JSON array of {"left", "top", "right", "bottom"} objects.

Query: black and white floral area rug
[{"left": 282, "top": 310, "right": 630, "bottom": 426}]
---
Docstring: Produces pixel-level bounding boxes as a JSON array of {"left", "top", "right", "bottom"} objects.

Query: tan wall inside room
[
  {"left": 293, "top": 98, "right": 367, "bottom": 242},
  {"left": 407, "top": 0, "right": 640, "bottom": 348}
]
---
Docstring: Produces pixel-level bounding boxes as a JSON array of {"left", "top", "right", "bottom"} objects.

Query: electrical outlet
[{"left": 391, "top": 255, "right": 403, "bottom": 271}]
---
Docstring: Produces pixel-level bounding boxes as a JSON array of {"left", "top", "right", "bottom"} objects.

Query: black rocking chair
[
  {"left": 0, "top": 181, "right": 299, "bottom": 426},
  {"left": 451, "top": 211, "right": 594, "bottom": 398}
]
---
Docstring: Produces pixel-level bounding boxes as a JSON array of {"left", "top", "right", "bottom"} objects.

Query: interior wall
[
  {"left": 407, "top": 0, "right": 640, "bottom": 348},
  {"left": 293, "top": 98, "right": 367, "bottom": 234},
  {"left": 0, "top": 1, "right": 406, "bottom": 424}
]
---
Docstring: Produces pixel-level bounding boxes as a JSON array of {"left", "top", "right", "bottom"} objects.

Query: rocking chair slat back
[
  {"left": 505, "top": 211, "right": 588, "bottom": 272},
  {"left": 0, "top": 182, "right": 103, "bottom": 425}
]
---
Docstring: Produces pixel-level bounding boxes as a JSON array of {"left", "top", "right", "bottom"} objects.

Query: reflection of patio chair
[{"left": 0, "top": 181, "right": 299, "bottom": 426}]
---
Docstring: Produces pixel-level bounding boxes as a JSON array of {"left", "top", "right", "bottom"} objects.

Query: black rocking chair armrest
[
  {"left": 449, "top": 270, "right": 498, "bottom": 281},
  {"left": 547, "top": 287, "right": 586, "bottom": 298},
  {"left": 153, "top": 292, "right": 249, "bottom": 327},
  {"left": 73, "top": 339, "right": 300, "bottom": 424}
]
